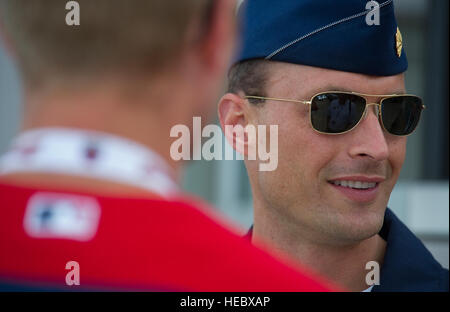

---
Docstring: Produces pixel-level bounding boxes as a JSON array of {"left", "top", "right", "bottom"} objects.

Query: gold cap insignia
[{"left": 395, "top": 27, "right": 403, "bottom": 57}]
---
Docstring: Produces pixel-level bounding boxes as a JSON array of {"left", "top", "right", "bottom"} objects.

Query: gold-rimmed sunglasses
[{"left": 244, "top": 91, "right": 425, "bottom": 136}]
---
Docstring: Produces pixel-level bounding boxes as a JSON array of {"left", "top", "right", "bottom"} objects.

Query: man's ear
[
  {"left": 200, "top": 0, "right": 236, "bottom": 78},
  {"left": 218, "top": 92, "right": 255, "bottom": 156}
]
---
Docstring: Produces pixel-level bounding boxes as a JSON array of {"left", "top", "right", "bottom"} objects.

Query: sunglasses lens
[
  {"left": 381, "top": 96, "right": 423, "bottom": 135},
  {"left": 311, "top": 93, "right": 366, "bottom": 133}
]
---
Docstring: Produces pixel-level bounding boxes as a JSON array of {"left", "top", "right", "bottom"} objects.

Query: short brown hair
[
  {"left": 0, "top": 0, "right": 210, "bottom": 88},
  {"left": 227, "top": 59, "right": 269, "bottom": 105}
]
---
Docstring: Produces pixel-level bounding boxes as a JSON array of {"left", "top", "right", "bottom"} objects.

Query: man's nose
[{"left": 348, "top": 104, "right": 389, "bottom": 161}]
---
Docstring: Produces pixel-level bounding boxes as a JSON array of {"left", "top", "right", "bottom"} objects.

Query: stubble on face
[{"left": 251, "top": 62, "right": 407, "bottom": 246}]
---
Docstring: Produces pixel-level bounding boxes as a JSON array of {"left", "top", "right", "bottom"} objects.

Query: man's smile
[{"left": 327, "top": 176, "right": 385, "bottom": 203}]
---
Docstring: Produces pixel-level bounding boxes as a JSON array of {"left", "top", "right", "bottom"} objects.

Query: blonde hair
[{"left": 0, "top": 0, "right": 211, "bottom": 88}]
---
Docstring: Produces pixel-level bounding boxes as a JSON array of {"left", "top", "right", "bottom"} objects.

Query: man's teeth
[{"left": 332, "top": 180, "right": 377, "bottom": 189}]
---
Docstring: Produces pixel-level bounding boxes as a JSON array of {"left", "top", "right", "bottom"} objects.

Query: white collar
[{"left": 0, "top": 127, "right": 179, "bottom": 198}]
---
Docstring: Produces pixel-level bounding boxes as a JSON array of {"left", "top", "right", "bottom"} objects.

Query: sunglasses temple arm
[{"left": 244, "top": 96, "right": 311, "bottom": 105}]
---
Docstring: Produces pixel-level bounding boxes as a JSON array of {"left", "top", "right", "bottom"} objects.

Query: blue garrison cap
[{"left": 235, "top": 0, "right": 408, "bottom": 76}]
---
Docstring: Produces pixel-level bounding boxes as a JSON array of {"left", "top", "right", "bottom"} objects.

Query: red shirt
[{"left": 0, "top": 182, "right": 333, "bottom": 291}]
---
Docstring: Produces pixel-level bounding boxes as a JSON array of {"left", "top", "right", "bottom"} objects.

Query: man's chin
[{"left": 320, "top": 208, "right": 386, "bottom": 245}]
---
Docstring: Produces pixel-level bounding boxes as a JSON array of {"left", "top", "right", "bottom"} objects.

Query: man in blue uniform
[{"left": 218, "top": 0, "right": 448, "bottom": 291}]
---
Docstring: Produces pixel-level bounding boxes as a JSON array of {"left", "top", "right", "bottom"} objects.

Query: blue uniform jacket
[{"left": 245, "top": 208, "right": 449, "bottom": 291}]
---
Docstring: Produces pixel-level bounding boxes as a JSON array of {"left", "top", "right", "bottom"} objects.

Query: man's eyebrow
[
  {"left": 307, "top": 86, "right": 407, "bottom": 97},
  {"left": 314, "top": 86, "right": 353, "bottom": 93}
]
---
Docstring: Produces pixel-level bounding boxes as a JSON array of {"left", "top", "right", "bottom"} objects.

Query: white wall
[{"left": 0, "top": 40, "right": 21, "bottom": 153}]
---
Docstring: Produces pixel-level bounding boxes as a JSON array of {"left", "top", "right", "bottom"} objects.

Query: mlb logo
[{"left": 23, "top": 193, "right": 101, "bottom": 241}]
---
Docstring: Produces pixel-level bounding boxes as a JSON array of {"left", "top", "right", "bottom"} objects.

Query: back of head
[{"left": 0, "top": 0, "right": 211, "bottom": 89}]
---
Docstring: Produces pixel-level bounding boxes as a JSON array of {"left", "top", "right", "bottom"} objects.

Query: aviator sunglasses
[{"left": 244, "top": 91, "right": 425, "bottom": 136}]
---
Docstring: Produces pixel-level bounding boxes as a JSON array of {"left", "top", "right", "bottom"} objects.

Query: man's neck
[
  {"left": 252, "top": 207, "right": 386, "bottom": 292},
  {"left": 21, "top": 79, "right": 194, "bottom": 176},
  {"left": 2, "top": 78, "right": 201, "bottom": 195}
]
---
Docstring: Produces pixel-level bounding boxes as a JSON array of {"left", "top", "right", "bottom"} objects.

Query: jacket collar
[
  {"left": 372, "top": 208, "right": 448, "bottom": 291},
  {"left": 245, "top": 208, "right": 448, "bottom": 291}
]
